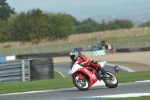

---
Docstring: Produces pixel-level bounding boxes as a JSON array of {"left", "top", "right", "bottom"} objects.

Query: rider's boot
[{"left": 91, "top": 60, "right": 106, "bottom": 80}]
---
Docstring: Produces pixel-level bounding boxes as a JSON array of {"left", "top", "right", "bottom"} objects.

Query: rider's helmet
[{"left": 70, "top": 50, "right": 79, "bottom": 61}]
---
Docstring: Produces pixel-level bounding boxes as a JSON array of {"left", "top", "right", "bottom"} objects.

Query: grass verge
[
  {"left": 0, "top": 71, "right": 150, "bottom": 94},
  {"left": 103, "top": 96, "right": 150, "bottom": 100},
  {"left": 116, "top": 70, "right": 150, "bottom": 83}
]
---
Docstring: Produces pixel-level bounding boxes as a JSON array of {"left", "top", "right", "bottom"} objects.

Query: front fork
[
  {"left": 101, "top": 68, "right": 106, "bottom": 75},
  {"left": 96, "top": 68, "right": 106, "bottom": 80}
]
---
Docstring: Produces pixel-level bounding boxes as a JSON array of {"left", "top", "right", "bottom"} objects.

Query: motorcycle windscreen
[
  {"left": 98, "top": 61, "right": 107, "bottom": 68},
  {"left": 68, "top": 61, "right": 82, "bottom": 75}
]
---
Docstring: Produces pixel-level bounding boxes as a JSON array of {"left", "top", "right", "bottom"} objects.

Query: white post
[{"left": 22, "top": 60, "right": 25, "bottom": 82}]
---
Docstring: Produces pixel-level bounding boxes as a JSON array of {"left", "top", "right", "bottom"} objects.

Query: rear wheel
[
  {"left": 102, "top": 71, "right": 118, "bottom": 88},
  {"left": 73, "top": 75, "right": 89, "bottom": 91}
]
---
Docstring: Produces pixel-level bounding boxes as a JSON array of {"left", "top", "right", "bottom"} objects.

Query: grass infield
[{"left": 104, "top": 96, "right": 150, "bottom": 100}]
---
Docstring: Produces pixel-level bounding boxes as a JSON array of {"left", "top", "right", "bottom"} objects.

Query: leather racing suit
[{"left": 76, "top": 55, "right": 101, "bottom": 69}]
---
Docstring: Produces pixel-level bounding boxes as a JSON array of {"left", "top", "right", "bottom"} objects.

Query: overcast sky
[
  {"left": 6, "top": 0, "right": 149, "bottom": 23},
  {"left": 7, "top": 0, "right": 133, "bottom": 13}
]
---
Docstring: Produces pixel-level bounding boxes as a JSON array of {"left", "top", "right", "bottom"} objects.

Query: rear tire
[
  {"left": 73, "top": 75, "right": 89, "bottom": 91},
  {"left": 102, "top": 71, "right": 118, "bottom": 88}
]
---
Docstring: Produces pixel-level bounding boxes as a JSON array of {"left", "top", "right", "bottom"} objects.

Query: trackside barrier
[
  {"left": 0, "top": 60, "right": 30, "bottom": 83},
  {"left": 0, "top": 56, "right": 16, "bottom": 62},
  {"left": 30, "top": 57, "right": 54, "bottom": 80},
  {"left": 81, "top": 50, "right": 106, "bottom": 56}
]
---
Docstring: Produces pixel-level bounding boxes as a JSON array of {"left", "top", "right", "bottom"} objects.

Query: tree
[
  {"left": 0, "top": 19, "right": 8, "bottom": 42},
  {"left": 75, "top": 18, "right": 99, "bottom": 33},
  {"left": 67, "top": 14, "right": 80, "bottom": 26},
  {"left": 99, "top": 19, "right": 107, "bottom": 31},
  {"left": 66, "top": 14, "right": 80, "bottom": 33},
  {"left": 49, "top": 13, "right": 74, "bottom": 39},
  {"left": 9, "top": 12, "right": 29, "bottom": 41},
  {"left": 10, "top": 9, "right": 53, "bottom": 43},
  {"left": 26, "top": 9, "right": 53, "bottom": 42},
  {"left": 4, "top": 10, "right": 74, "bottom": 42},
  {"left": 107, "top": 19, "right": 133, "bottom": 30},
  {"left": 81, "top": 18, "right": 99, "bottom": 31},
  {"left": 75, "top": 24, "right": 93, "bottom": 33},
  {"left": 138, "top": 21, "right": 150, "bottom": 27},
  {"left": 0, "top": 0, "right": 15, "bottom": 20}
]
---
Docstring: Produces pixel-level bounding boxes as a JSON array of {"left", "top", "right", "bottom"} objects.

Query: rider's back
[{"left": 77, "top": 55, "right": 91, "bottom": 67}]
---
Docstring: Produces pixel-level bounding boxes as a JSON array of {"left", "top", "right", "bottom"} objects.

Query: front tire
[
  {"left": 73, "top": 75, "right": 89, "bottom": 91},
  {"left": 102, "top": 71, "right": 118, "bottom": 88}
]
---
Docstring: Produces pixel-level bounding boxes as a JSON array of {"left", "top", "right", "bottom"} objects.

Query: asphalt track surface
[{"left": 0, "top": 81, "right": 150, "bottom": 100}]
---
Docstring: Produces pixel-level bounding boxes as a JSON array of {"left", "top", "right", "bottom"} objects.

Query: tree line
[{"left": 0, "top": 0, "right": 149, "bottom": 43}]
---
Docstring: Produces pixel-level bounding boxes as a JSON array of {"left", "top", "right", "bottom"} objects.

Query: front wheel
[
  {"left": 73, "top": 75, "right": 89, "bottom": 91},
  {"left": 102, "top": 71, "right": 118, "bottom": 88}
]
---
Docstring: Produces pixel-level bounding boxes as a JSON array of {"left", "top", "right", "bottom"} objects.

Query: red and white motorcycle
[{"left": 68, "top": 61, "right": 118, "bottom": 91}]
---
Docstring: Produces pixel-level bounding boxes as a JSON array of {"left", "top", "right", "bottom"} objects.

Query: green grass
[
  {"left": 103, "top": 96, "right": 150, "bottom": 100},
  {"left": 116, "top": 71, "right": 150, "bottom": 83},
  {"left": 0, "top": 71, "right": 73, "bottom": 94},
  {"left": 0, "top": 77, "right": 73, "bottom": 94},
  {"left": 109, "top": 61, "right": 149, "bottom": 65},
  {"left": 0, "top": 70, "right": 150, "bottom": 94}
]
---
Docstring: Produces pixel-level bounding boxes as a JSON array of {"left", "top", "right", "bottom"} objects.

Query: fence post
[
  {"left": 22, "top": 60, "right": 25, "bottom": 82},
  {"left": 0, "top": 75, "right": 1, "bottom": 83}
]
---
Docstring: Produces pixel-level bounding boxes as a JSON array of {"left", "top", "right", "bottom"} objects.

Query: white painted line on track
[
  {"left": 54, "top": 69, "right": 66, "bottom": 77},
  {"left": 0, "top": 90, "right": 54, "bottom": 96},
  {"left": 136, "top": 80, "right": 150, "bottom": 82},
  {"left": 90, "top": 93, "right": 150, "bottom": 99},
  {"left": 0, "top": 87, "right": 76, "bottom": 96},
  {"left": 62, "top": 93, "right": 150, "bottom": 100}
]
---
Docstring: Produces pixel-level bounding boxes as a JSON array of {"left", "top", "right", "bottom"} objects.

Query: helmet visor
[{"left": 70, "top": 55, "right": 75, "bottom": 61}]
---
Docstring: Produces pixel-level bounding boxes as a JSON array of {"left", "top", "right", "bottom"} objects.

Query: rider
[{"left": 69, "top": 50, "right": 103, "bottom": 79}]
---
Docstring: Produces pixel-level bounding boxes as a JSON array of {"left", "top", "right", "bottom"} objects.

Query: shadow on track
[{"left": 59, "top": 86, "right": 108, "bottom": 92}]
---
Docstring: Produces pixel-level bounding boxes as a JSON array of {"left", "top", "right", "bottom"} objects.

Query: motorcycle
[{"left": 68, "top": 61, "right": 118, "bottom": 91}]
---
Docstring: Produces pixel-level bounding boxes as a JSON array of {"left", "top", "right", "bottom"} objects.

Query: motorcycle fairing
[{"left": 68, "top": 61, "right": 105, "bottom": 87}]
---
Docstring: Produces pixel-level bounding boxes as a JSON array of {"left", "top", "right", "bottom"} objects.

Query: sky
[
  {"left": 6, "top": 0, "right": 150, "bottom": 24},
  {"left": 6, "top": 0, "right": 132, "bottom": 13}
]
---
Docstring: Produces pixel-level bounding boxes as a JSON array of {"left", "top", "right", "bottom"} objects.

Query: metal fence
[
  {"left": 110, "top": 38, "right": 150, "bottom": 50},
  {"left": 0, "top": 60, "right": 30, "bottom": 83},
  {"left": 0, "top": 27, "right": 150, "bottom": 56}
]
